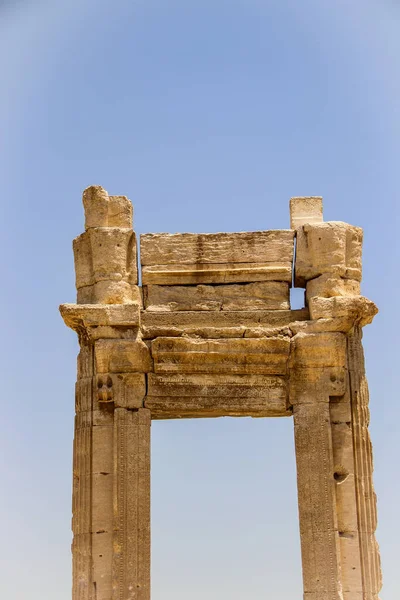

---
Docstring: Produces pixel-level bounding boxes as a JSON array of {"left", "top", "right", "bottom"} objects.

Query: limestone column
[
  {"left": 112, "top": 408, "right": 151, "bottom": 599},
  {"left": 290, "top": 332, "right": 347, "bottom": 600},
  {"left": 290, "top": 196, "right": 382, "bottom": 600},
  {"left": 347, "top": 327, "right": 382, "bottom": 600},
  {"left": 61, "top": 186, "right": 152, "bottom": 600},
  {"left": 72, "top": 342, "right": 95, "bottom": 600}
]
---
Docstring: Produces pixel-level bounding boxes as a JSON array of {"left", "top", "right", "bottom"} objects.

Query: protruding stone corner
[
  {"left": 289, "top": 196, "right": 323, "bottom": 230},
  {"left": 82, "top": 184, "right": 133, "bottom": 230},
  {"left": 309, "top": 295, "right": 378, "bottom": 329},
  {"left": 59, "top": 302, "right": 141, "bottom": 333}
]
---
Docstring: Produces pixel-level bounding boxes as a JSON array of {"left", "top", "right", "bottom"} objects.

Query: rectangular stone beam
[
  {"left": 140, "top": 308, "right": 309, "bottom": 339},
  {"left": 140, "top": 230, "right": 294, "bottom": 285},
  {"left": 151, "top": 336, "right": 290, "bottom": 376},
  {"left": 145, "top": 373, "right": 290, "bottom": 418}
]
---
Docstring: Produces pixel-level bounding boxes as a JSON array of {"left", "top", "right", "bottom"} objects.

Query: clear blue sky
[{"left": 1, "top": 1, "right": 398, "bottom": 598}]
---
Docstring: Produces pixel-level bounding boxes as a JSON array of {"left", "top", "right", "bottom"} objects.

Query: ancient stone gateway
[{"left": 60, "top": 187, "right": 382, "bottom": 600}]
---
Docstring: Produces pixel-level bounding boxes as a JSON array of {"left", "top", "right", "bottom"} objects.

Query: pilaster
[
  {"left": 289, "top": 332, "right": 347, "bottom": 600},
  {"left": 61, "top": 186, "right": 152, "bottom": 600},
  {"left": 291, "top": 196, "right": 381, "bottom": 600}
]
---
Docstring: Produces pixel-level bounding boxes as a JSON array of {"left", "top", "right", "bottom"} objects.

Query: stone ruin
[{"left": 60, "top": 186, "right": 382, "bottom": 600}]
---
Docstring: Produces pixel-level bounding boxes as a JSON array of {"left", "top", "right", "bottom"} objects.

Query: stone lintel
[
  {"left": 140, "top": 230, "right": 294, "bottom": 285},
  {"left": 143, "top": 281, "right": 290, "bottom": 312},
  {"left": 293, "top": 400, "right": 342, "bottom": 598},
  {"left": 145, "top": 396, "right": 291, "bottom": 419},
  {"left": 146, "top": 373, "right": 290, "bottom": 418},
  {"left": 140, "top": 308, "right": 309, "bottom": 339}
]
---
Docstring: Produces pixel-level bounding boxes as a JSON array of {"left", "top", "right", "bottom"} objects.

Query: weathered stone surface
[
  {"left": 96, "top": 373, "right": 146, "bottom": 408},
  {"left": 142, "top": 262, "right": 293, "bottom": 285},
  {"left": 83, "top": 185, "right": 133, "bottom": 229},
  {"left": 290, "top": 332, "right": 347, "bottom": 370},
  {"left": 141, "top": 230, "right": 294, "bottom": 284},
  {"left": 290, "top": 317, "right": 358, "bottom": 335},
  {"left": 112, "top": 408, "right": 150, "bottom": 600},
  {"left": 339, "top": 533, "right": 363, "bottom": 595},
  {"left": 60, "top": 303, "right": 141, "bottom": 331},
  {"left": 293, "top": 401, "right": 342, "bottom": 598},
  {"left": 145, "top": 395, "right": 290, "bottom": 418},
  {"left": 151, "top": 336, "right": 290, "bottom": 375},
  {"left": 141, "top": 230, "right": 294, "bottom": 265},
  {"left": 95, "top": 338, "right": 153, "bottom": 374},
  {"left": 309, "top": 296, "right": 378, "bottom": 327},
  {"left": 146, "top": 373, "right": 289, "bottom": 418},
  {"left": 295, "top": 221, "right": 363, "bottom": 286},
  {"left": 290, "top": 196, "right": 323, "bottom": 229},
  {"left": 348, "top": 328, "right": 382, "bottom": 597},
  {"left": 143, "top": 281, "right": 290, "bottom": 311},
  {"left": 289, "top": 366, "right": 347, "bottom": 405},
  {"left": 91, "top": 413, "right": 114, "bottom": 597},
  {"left": 62, "top": 189, "right": 382, "bottom": 600},
  {"left": 74, "top": 228, "right": 138, "bottom": 303},
  {"left": 73, "top": 186, "right": 138, "bottom": 304},
  {"left": 306, "top": 273, "right": 360, "bottom": 302},
  {"left": 77, "top": 280, "right": 137, "bottom": 305},
  {"left": 147, "top": 372, "right": 286, "bottom": 398},
  {"left": 140, "top": 308, "right": 309, "bottom": 339}
]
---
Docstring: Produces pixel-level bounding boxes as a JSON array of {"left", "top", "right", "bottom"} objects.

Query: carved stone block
[
  {"left": 295, "top": 221, "right": 363, "bottom": 287},
  {"left": 96, "top": 373, "right": 146, "bottom": 409},
  {"left": 146, "top": 373, "right": 289, "bottom": 418},
  {"left": 95, "top": 339, "right": 152, "bottom": 374},
  {"left": 151, "top": 336, "right": 290, "bottom": 375},
  {"left": 143, "top": 281, "right": 290, "bottom": 311}
]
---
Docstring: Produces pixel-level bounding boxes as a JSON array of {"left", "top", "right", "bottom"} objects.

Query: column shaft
[
  {"left": 112, "top": 408, "right": 151, "bottom": 600},
  {"left": 348, "top": 327, "right": 382, "bottom": 599},
  {"left": 293, "top": 400, "right": 342, "bottom": 600},
  {"left": 72, "top": 345, "right": 95, "bottom": 600}
]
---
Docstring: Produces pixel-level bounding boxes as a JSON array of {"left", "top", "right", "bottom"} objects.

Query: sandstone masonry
[{"left": 60, "top": 187, "right": 382, "bottom": 600}]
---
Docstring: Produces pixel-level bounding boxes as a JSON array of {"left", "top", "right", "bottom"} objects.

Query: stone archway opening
[{"left": 151, "top": 417, "right": 303, "bottom": 600}]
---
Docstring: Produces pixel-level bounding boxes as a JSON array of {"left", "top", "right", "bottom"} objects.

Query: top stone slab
[
  {"left": 290, "top": 196, "right": 323, "bottom": 229},
  {"left": 140, "top": 230, "right": 294, "bottom": 285}
]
